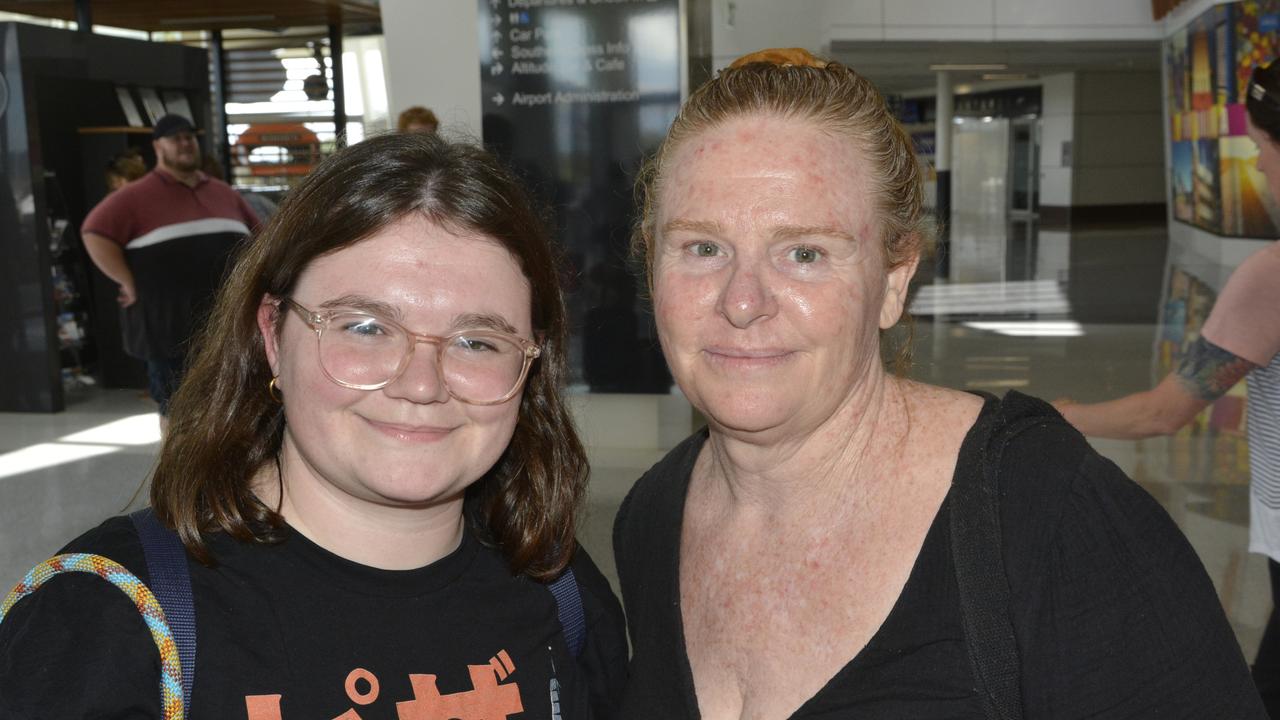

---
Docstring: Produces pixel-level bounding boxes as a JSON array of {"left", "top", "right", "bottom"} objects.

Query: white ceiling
[{"left": 828, "top": 39, "right": 1162, "bottom": 95}]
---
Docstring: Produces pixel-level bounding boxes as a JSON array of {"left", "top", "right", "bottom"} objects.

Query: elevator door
[
  {"left": 1008, "top": 117, "right": 1040, "bottom": 219},
  {"left": 950, "top": 116, "right": 1010, "bottom": 283}
]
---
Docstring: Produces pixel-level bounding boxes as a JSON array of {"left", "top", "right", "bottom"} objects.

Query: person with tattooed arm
[{"left": 1057, "top": 59, "right": 1280, "bottom": 717}]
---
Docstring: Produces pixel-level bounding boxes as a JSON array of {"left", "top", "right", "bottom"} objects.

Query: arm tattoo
[{"left": 1174, "top": 336, "right": 1258, "bottom": 401}]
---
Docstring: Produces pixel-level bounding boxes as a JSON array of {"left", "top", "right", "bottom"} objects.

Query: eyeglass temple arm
[{"left": 278, "top": 298, "right": 324, "bottom": 329}]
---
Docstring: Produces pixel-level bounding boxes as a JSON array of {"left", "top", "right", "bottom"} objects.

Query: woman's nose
[
  {"left": 381, "top": 341, "right": 450, "bottom": 404},
  {"left": 717, "top": 261, "right": 777, "bottom": 328}
]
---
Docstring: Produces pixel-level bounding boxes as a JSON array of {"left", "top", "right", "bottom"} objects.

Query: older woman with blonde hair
[{"left": 612, "top": 48, "right": 1265, "bottom": 719}]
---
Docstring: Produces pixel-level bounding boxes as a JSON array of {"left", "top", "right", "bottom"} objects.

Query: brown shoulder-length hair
[
  {"left": 633, "top": 48, "right": 931, "bottom": 372},
  {"left": 154, "top": 131, "right": 585, "bottom": 580}
]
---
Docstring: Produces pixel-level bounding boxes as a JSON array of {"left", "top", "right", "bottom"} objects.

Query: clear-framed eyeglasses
[{"left": 280, "top": 298, "right": 541, "bottom": 406}]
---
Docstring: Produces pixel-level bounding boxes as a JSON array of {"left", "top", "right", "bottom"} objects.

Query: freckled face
[
  {"left": 1248, "top": 117, "right": 1280, "bottom": 207},
  {"left": 260, "top": 215, "right": 532, "bottom": 510},
  {"left": 652, "top": 115, "right": 916, "bottom": 438}
]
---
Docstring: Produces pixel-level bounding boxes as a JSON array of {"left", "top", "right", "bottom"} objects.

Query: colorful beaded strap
[{"left": 0, "top": 553, "right": 184, "bottom": 720}]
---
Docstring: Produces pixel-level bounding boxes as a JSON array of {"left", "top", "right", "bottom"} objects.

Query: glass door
[{"left": 1008, "top": 117, "right": 1040, "bottom": 219}]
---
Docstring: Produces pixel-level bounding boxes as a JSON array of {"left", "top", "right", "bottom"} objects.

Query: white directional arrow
[
  {"left": 491, "top": 93, "right": 505, "bottom": 107},
  {"left": 490, "top": 0, "right": 500, "bottom": 7},
  {"left": 491, "top": 29, "right": 502, "bottom": 44},
  {"left": 491, "top": 46, "right": 505, "bottom": 59},
  {"left": 491, "top": 14, "right": 501, "bottom": 27},
  {"left": 490, "top": 62, "right": 504, "bottom": 76}
]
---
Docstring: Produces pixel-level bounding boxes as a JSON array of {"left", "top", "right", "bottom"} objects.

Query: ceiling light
[
  {"left": 963, "top": 321, "right": 1084, "bottom": 337},
  {"left": 910, "top": 280, "right": 1069, "bottom": 315},
  {"left": 930, "top": 63, "right": 1009, "bottom": 71}
]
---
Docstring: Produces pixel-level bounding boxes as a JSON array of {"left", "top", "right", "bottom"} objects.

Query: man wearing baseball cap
[{"left": 81, "top": 114, "right": 260, "bottom": 420}]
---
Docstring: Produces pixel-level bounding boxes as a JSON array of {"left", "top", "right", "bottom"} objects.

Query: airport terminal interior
[{"left": 0, "top": 0, "right": 1276, "bottom": 667}]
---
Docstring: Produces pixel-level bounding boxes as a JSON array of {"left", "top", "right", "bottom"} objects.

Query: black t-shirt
[
  {"left": 612, "top": 392, "right": 1267, "bottom": 719},
  {"left": 0, "top": 517, "right": 628, "bottom": 719}
]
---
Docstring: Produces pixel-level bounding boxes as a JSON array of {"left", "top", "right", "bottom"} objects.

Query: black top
[
  {"left": 613, "top": 392, "right": 1266, "bottom": 719},
  {"left": 0, "top": 517, "right": 628, "bottom": 719}
]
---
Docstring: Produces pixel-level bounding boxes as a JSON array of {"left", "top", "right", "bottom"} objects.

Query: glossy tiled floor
[{"left": 0, "top": 217, "right": 1269, "bottom": 661}]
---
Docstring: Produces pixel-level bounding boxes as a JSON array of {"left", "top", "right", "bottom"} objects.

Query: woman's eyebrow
[
  {"left": 661, "top": 218, "right": 722, "bottom": 236},
  {"left": 451, "top": 312, "right": 518, "bottom": 334},
  {"left": 661, "top": 219, "right": 857, "bottom": 243},
  {"left": 773, "top": 225, "right": 858, "bottom": 243},
  {"left": 319, "top": 295, "right": 404, "bottom": 320}
]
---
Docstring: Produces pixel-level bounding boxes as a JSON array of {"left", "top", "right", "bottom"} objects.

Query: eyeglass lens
[{"left": 318, "top": 313, "right": 528, "bottom": 403}]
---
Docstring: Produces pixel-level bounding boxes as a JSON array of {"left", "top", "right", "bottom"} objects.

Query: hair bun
[{"left": 728, "top": 47, "right": 828, "bottom": 70}]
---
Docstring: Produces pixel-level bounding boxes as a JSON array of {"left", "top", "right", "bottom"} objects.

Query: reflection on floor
[{"left": 0, "top": 218, "right": 1268, "bottom": 661}]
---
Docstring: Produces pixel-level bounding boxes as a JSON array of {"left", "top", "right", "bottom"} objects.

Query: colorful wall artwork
[{"left": 1167, "top": 0, "right": 1280, "bottom": 237}]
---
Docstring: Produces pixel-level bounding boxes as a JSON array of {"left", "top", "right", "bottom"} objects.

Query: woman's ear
[
  {"left": 257, "top": 296, "right": 283, "bottom": 376},
  {"left": 879, "top": 249, "right": 921, "bottom": 330}
]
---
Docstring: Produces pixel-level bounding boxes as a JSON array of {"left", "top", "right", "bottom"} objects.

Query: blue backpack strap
[
  {"left": 547, "top": 564, "right": 586, "bottom": 659},
  {"left": 130, "top": 508, "right": 196, "bottom": 715}
]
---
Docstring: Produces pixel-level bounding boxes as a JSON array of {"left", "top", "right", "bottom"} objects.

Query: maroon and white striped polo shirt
[{"left": 82, "top": 169, "right": 260, "bottom": 359}]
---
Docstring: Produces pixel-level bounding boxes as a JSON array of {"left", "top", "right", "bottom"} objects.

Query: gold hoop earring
[{"left": 268, "top": 376, "right": 283, "bottom": 403}]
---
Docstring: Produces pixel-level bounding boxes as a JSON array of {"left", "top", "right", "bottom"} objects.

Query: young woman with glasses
[{"left": 0, "top": 132, "right": 627, "bottom": 718}]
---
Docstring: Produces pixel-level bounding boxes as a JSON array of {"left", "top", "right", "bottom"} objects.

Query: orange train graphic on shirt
[{"left": 244, "top": 650, "right": 526, "bottom": 720}]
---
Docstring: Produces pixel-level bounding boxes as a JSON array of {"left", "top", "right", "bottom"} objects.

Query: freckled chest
[{"left": 676, "top": 474, "right": 941, "bottom": 719}]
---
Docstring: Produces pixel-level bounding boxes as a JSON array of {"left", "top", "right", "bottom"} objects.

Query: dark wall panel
[{"left": 0, "top": 23, "right": 209, "bottom": 411}]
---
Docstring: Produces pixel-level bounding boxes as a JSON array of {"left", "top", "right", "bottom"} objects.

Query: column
[
  {"left": 935, "top": 70, "right": 953, "bottom": 279},
  {"left": 75, "top": 0, "right": 92, "bottom": 33},
  {"left": 329, "top": 23, "right": 347, "bottom": 147},
  {"left": 209, "top": 30, "right": 232, "bottom": 180},
  {"left": 381, "top": 0, "right": 482, "bottom": 138}
]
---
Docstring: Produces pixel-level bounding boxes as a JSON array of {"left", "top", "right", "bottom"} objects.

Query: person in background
[
  {"left": 398, "top": 105, "right": 440, "bottom": 134},
  {"left": 80, "top": 114, "right": 260, "bottom": 417},
  {"left": 2, "top": 132, "right": 626, "bottom": 718},
  {"left": 612, "top": 47, "right": 1266, "bottom": 719},
  {"left": 201, "top": 154, "right": 279, "bottom": 222},
  {"left": 103, "top": 148, "right": 146, "bottom": 192},
  {"left": 1058, "top": 59, "right": 1280, "bottom": 718}
]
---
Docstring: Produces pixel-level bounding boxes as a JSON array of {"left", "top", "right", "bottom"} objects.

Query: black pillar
[
  {"left": 328, "top": 23, "right": 346, "bottom": 148},
  {"left": 935, "top": 170, "right": 951, "bottom": 278},
  {"left": 209, "top": 30, "right": 232, "bottom": 181},
  {"left": 75, "top": 0, "right": 92, "bottom": 32}
]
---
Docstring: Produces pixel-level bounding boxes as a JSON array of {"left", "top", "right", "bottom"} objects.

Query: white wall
[
  {"left": 824, "top": 0, "right": 1159, "bottom": 43},
  {"left": 380, "top": 0, "right": 483, "bottom": 139},
  {"left": 1161, "top": 0, "right": 1231, "bottom": 34},
  {"left": 708, "top": 0, "right": 1161, "bottom": 73},
  {"left": 1166, "top": 224, "right": 1272, "bottom": 291},
  {"left": 834, "top": 0, "right": 1159, "bottom": 41}
]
